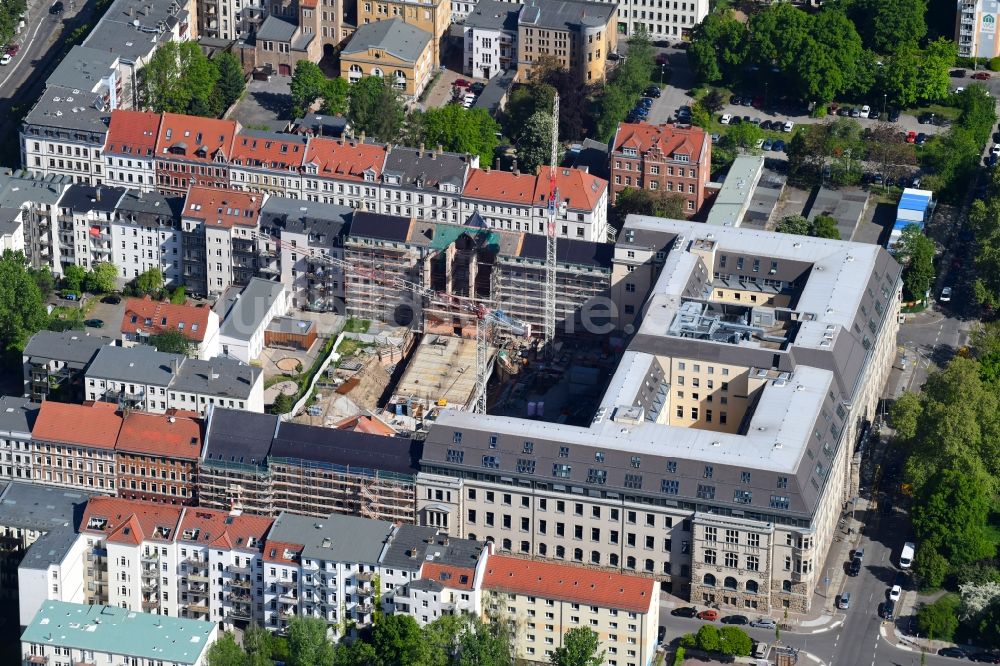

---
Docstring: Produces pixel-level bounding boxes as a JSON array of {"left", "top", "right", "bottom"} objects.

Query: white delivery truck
[{"left": 899, "top": 542, "right": 915, "bottom": 569}]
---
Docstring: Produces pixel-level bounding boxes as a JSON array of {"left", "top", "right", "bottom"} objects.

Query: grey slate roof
[
  {"left": 259, "top": 196, "right": 351, "bottom": 246},
  {"left": 23, "top": 330, "right": 113, "bottom": 366},
  {"left": 464, "top": 0, "right": 519, "bottom": 30},
  {"left": 86, "top": 345, "right": 182, "bottom": 385},
  {"left": 267, "top": 511, "right": 393, "bottom": 564},
  {"left": 20, "top": 525, "right": 82, "bottom": 570},
  {"left": 23, "top": 86, "right": 111, "bottom": 135},
  {"left": 219, "top": 278, "right": 286, "bottom": 341},
  {"left": 82, "top": 0, "right": 187, "bottom": 63},
  {"left": 382, "top": 146, "right": 471, "bottom": 190},
  {"left": 0, "top": 481, "right": 88, "bottom": 534},
  {"left": 347, "top": 211, "right": 411, "bottom": 242},
  {"left": 0, "top": 171, "right": 72, "bottom": 208},
  {"left": 257, "top": 15, "right": 297, "bottom": 42},
  {"left": 341, "top": 18, "right": 431, "bottom": 63},
  {"left": 60, "top": 184, "right": 128, "bottom": 213},
  {"left": 472, "top": 69, "right": 516, "bottom": 115},
  {"left": 202, "top": 407, "right": 277, "bottom": 466},
  {"left": 0, "top": 396, "right": 39, "bottom": 436},
  {"left": 293, "top": 113, "right": 349, "bottom": 138},
  {"left": 269, "top": 422, "right": 422, "bottom": 476},
  {"left": 380, "top": 524, "right": 485, "bottom": 571},
  {"left": 518, "top": 0, "right": 616, "bottom": 29},
  {"left": 47, "top": 46, "right": 119, "bottom": 92},
  {"left": 170, "top": 356, "right": 261, "bottom": 399},
  {"left": 116, "top": 190, "right": 184, "bottom": 220}
]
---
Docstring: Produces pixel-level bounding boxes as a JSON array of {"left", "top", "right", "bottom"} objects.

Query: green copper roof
[{"left": 21, "top": 601, "right": 215, "bottom": 665}]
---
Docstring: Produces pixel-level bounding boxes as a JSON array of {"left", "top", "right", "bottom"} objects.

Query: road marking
[{"left": 0, "top": 12, "right": 49, "bottom": 90}]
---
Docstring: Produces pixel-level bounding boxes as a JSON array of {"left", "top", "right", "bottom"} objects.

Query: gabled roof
[
  {"left": 32, "top": 402, "right": 122, "bottom": 449},
  {"left": 483, "top": 554, "right": 656, "bottom": 613},
  {"left": 120, "top": 296, "right": 213, "bottom": 342},
  {"left": 382, "top": 145, "right": 470, "bottom": 189},
  {"left": 80, "top": 496, "right": 183, "bottom": 545},
  {"left": 463, "top": 168, "right": 536, "bottom": 205},
  {"left": 533, "top": 166, "right": 608, "bottom": 211},
  {"left": 612, "top": 122, "right": 708, "bottom": 163},
  {"left": 105, "top": 110, "right": 161, "bottom": 158},
  {"left": 23, "top": 330, "right": 112, "bottom": 366},
  {"left": 182, "top": 186, "right": 263, "bottom": 229},
  {"left": 422, "top": 562, "right": 476, "bottom": 590},
  {"left": 303, "top": 137, "right": 387, "bottom": 181},
  {"left": 177, "top": 507, "right": 273, "bottom": 551},
  {"left": 341, "top": 17, "right": 432, "bottom": 63},
  {"left": 231, "top": 130, "right": 308, "bottom": 171},
  {"left": 256, "top": 15, "right": 297, "bottom": 42},
  {"left": 156, "top": 113, "right": 238, "bottom": 163},
  {"left": 116, "top": 411, "right": 202, "bottom": 460}
]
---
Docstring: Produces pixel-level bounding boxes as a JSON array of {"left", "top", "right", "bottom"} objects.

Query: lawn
[{"left": 905, "top": 103, "right": 961, "bottom": 121}]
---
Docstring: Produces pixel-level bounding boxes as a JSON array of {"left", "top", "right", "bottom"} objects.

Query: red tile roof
[
  {"left": 33, "top": 401, "right": 122, "bottom": 449},
  {"left": 482, "top": 555, "right": 657, "bottom": 614},
  {"left": 116, "top": 411, "right": 202, "bottom": 460},
  {"left": 333, "top": 414, "right": 397, "bottom": 436},
  {"left": 612, "top": 122, "right": 708, "bottom": 162},
  {"left": 533, "top": 167, "right": 608, "bottom": 211},
  {"left": 178, "top": 508, "right": 273, "bottom": 551},
  {"left": 120, "top": 296, "right": 213, "bottom": 342},
  {"left": 422, "top": 562, "right": 476, "bottom": 590},
  {"left": 303, "top": 137, "right": 386, "bottom": 181},
  {"left": 231, "top": 132, "right": 308, "bottom": 171},
  {"left": 463, "top": 169, "right": 537, "bottom": 205},
  {"left": 182, "top": 186, "right": 263, "bottom": 229},
  {"left": 156, "top": 113, "right": 238, "bottom": 163},
  {"left": 81, "top": 496, "right": 184, "bottom": 545},
  {"left": 106, "top": 110, "right": 161, "bottom": 157},
  {"left": 263, "top": 540, "right": 303, "bottom": 565}
]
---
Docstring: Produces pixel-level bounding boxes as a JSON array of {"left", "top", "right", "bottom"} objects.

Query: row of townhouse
[
  {"left": 20, "top": 495, "right": 659, "bottom": 666},
  {"left": 24, "top": 109, "right": 610, "bottom": 244},
  {"left": 22, "top": 330, "right": 263, "bottom": 412}
]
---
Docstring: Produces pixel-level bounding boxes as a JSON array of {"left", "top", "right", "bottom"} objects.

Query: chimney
[
  {"left": 95, "top": 187, "right": 102, "bottom": 202},
  {"left": 494, "top": 157, "right": 500, "bottom": 169},
  {"left": 419, "top": 143, "right": 425, "bottom": 157},
  {"left": 360, "top": 131, "right": 366, "bottom": 143},
  {"left": 512, "top": 157, "right": 518, "bottom": 175}
]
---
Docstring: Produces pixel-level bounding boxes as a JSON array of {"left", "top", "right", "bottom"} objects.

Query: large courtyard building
[{"left": 416, "top": 216, "right": 902, "bottom": 613}]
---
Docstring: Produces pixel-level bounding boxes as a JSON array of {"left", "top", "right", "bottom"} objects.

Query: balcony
[
  {"left": 355, "top": 571, "right": 374, "bottom": 582},
  {"left": 228, "top": 563, "right": 251, "bottom": 575},
  {"left": 228, "top": 608, "right": 252, "bottom": 620},
  {"left": 187, "top": 602, "right": 210, "bottom": 614},
  {"left": 142, "top": 581, "right": 159, "bottom": 593},
  {"left": 140, "top": 568, "right": 159, "bottom": 579},
  {"left": 141, "top": 551, "right": 159, "bottom": 563},
  {"left": 141, "top": 599, "right": 159, "bottom": 611},
  {"left": 184, "top": 556, "right": 205, "bottom": 566},
  {"left": 228, "top": 590, "right": 251, "bottom": 603},
  {"left": 25, "top": 656, "right": 48, "bottom": 665},
  {"left": 279, "top": 592, "right": 299, "bottom": 604},
  {"left": 188, "top": 572, "right": 210, "bottom": 583},
  {"left": 230, "top": 577, "right": 252, "bottom": 589}
]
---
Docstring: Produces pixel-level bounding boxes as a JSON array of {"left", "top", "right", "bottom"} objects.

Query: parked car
[
  {"left": 671, "top": 606, "right": 698, "bottom": 618},
  {"left": 954, "top": 87, "right": 966, "bottom": 94},
  {"left": 644, "top": 86, "right": 661, "bottom": 98},
  {"left": 101, "top": 294, "right": 121, "bottom": 304},
  {"left": 941, "top": 286, "right": 953, "bottom": 302},
  {"left": 860, "top": 105, "right": 871, "bottom": 118},
  {"left": 730, "top": 115, "right": 742, "bottom": 125},
  {"left": 453, "top": 78, "right": 471, "bottom": 88},
  {"left": 838, "top": 592, "right": 851, "bottom": 609},
  {"left": 938, "top": 647, "right": 967, "bottom": 659},
  {"left": 906, "top": 131, "right": 917, "bottom": 143},
  {"left": 760, "top": 120, "right": 774, "bottom": 130},
  {"left": 739, "top": 97, "right": 751, "bottom": 107},
  {"left": 969, "top": 652, "right": 1000, "bottom": 663},
  {"left": 697, "top": 609, "right": 719, "bottom": 621},
  {"left": 918, "top": 112, "right": 935, "bottom": 124},
  {"left": 720, "top": 113, "right": 732, "bottom": 125},
  {"left": 773, "top": 139, "right": 787, "bottom": 152},
  {"left": 470, "top": 82, "right": 485, "bottom": 94},
  {"left": 951, "top": 68, "right": 968, "bottom": 77},
  {"left": 853, "top": 547, "right": 865, "bottom": 561},
  {"left": 657, "top": 626, "right": 666, "bottom": 643},
  {"left": 879, "top": 599, "right": 895, "bottom": 620},
  {"left": 639, "top": 97, "right": 653, "bottom": 108},
  {"left": 889, "top": 585, "right": 902, "bottom": 602},
  {"left": 84, "top": 319, "right": 104, "bottom": 328},
  {"left": 722, "top": 615, "right": 749, "bottom": 625},
  {"left": 916, "top": 133, "right": 927, "bottom": 145},
  {"left": 5, "top": 43, "right": 19, "bottom": 56},
  {"left": 751, "top": 117, "right": 762, "bottom": 125},
  {"left": 61, "top": 292, "right": 78, "bottom": 301},
  {"left": 889, "top": 109, "right": 901, "bottom": 122},
  {"left": 0, "top": 54, "right": 10, "bottom": 66},
  {"left": 974, "top": 71, "right": 993, "bottom": 80},
  {"left": 783, "top": 121, "right": 794, "bottom": 132},
  {"left": 730, "top": 94, "right": 742, "bottom": 105},
  {"left": 750, "top": 617, "right": 777, "bottom": 629},
  {"left": 711, "top": 133, "right": 721, "bottom": 144},
  {"left": 755, "top": 138, "right": 766, "bottom": 150},
  {"left": 848, "top": 558, "right": 862, "bottom": 576},
  {"left": 49, "top": 1, "right": 64, "bottom": 13},
  {"left": 762, "top": 138, "right": 774, "bottom": 151},
  {"left": 992, "top": 143, "right": 1000, "bottom": 157}
]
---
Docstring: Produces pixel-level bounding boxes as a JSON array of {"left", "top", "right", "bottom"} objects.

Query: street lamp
[
  {"left": 882, "top": 93, "right": 887, "bottom": 120},
  {"left": 660, "top": 63, "right": 665, "bottom": 85}
]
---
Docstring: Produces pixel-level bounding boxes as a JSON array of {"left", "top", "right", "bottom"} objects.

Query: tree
[
  {"left": 134, "top": 267, "right": 165, "bottom": 296},
  {"left": 518, "top": 111, "right": 555, "bottom": 175},
  {"left": 0, "top": 0, "right": 27, "bottom": 47},
  {"left": 866, "top": 123, "right": 917, "bottom": 183},
  {"left": 291, "top": 60, "right": 328, "bottom": 118},
  {"left": 528, "top": 56, "right": 596, "bottom": 140},
  {"left": 149, "top": 328, "right": 193, "bottom": 356},
  {"left": 422, "top": 615, "right": 466, "bottom": 666},
  {"left": 912, "top": 467, "right": 994, "bottom": 569},
  {"left": 890, "top": 391, "right": 922, "bottom": 442},
  {"left": 287, "top": 616, "right": 334, "bottom": 666},
  {"left": 724, "top": 122, "right": 764, "bottom": 152},
  {"left": 811, "top": 214, "right": 841, "bottom": 239},
  {"left": 894, "top": 224, "right": 936, "bottom": 300},
  {"left": 0, "top": 251, "right": 49, "bottom": 356},
  {"left": 206, "top": 632, "right": 246, "bottom": 666},
  {"left": 348, "top": 77, "right": 405, "bottom": 142},
  {"left": 416, "top": 105, "right": 501, "bottom": 166},
  {"left": 458, "top": 616, "right": 513, "bottom": 666},
  {"left": 371, "top": 614, "right": 430, "bottom": 666},
  {"left": 688, "top": 11, "right": 747, "bottom": 83},
  {"left": 243, "top": 624, "right": 274, "bottom": 666},
  {"left": 214, "top": 52, "right": 246, "bottom": 111},
  {"left": 612, "top": 188, "right": 687, "bottom": 225},
  {"left": 702, "top": 89, "right": 727, "bottom": 114},
  {"left": 549, "top": 627, "right": 605, "bottom": 666},
  {"left": 321, "top": 77, "right": 350, "bottom": 116},
  {"left": 917, "top": 594, "right": 960, "bottom": 639},
  {"left": 776, "top": 215, "right": 811, "bottom": 235},
  {"left": 694, "top": 624, "right": 721, "bottom": 652},
  {"left": 718, "top": 626, "right": 753, "bottom": 657},
  {"left": 273, "top": 392, "right": 295, "bottom": 414},
  {"left": 917, "top": 38, "right": 957, "bottom": 103},
  {"left": 960, "top": 581, "right": 1000, "bottom": 620},
  {"left": 505, "top": 83, "right": 554, "bottom": 144},
  {"left": 85, "top": 262, "right": 119, "bottom": 294},
  {"left": 29, "top": 266, "right": 55, "bottom": 299},
  {"left": 180, "top": 42, "right": 220, "bottom": 117},
  {"left": 851, "top": 0, "right": 927, "bottom": 53},
  {"left": 62, "top": 264, "right": 87, "bottom": 293},
  {"left": 142, "top": 42, "right": 186, "bottom": 113}
]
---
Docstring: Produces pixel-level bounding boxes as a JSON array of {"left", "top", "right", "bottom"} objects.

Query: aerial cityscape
[{"left": 0, "top": 0, "right": 994, "bottom": 663}]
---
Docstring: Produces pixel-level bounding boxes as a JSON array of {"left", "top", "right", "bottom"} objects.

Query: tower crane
[
  {"left": 251, "top": 229, "right": 529, "bottom": 413},
  {"left": 543, "top": 93, "right": 560, "bottom": 353}
]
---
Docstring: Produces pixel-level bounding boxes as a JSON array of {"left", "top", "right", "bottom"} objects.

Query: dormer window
[
  {"left": 622, "top": 148, "right": 637, "bottom": 157},
  {"left": 674, "top": 153, "right": 690, "bottom": 162}
]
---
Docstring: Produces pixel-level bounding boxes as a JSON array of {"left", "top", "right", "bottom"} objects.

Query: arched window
[
  {"left": 556, "top": 545, "right": 565, "bottom": 559},
  {"left": 703, "top": 573, "right": 716, "bottom": 587},
  {"left": 393, "top": 69, "right": 406, "bottom": 90},
  {"left": 573, "top": 548, "right": 583, "bottom": 561},
  {"left": 348, "top": 64, "right": 363, "bottom": 83},
  {"left": 645, "top": 559, "right": 655, "bottom": 572},
  {"left": 501, "top": 538, "right": 511, "bottom": 550},
  {"left": 371, "top": 67, "right": 384, "bottom": 78},
  {"left": 782, "top": 580, "right": 792, "bottom": 592},
  {"left": 591, "top": 551, "right": 601, "bottom": 564},
  {"left": 626, "top": 556, "right": 636, "bottom": 570},
  {"left": 538, "top": 543, "right": 547, "bottom": 556},
  {"left": 724, "top": 576, "right": 738, "bottom": 590},
  {"left": 609, "top": 553, "right": 619, "bottom": 567},
  {"left": 746, "top": 580, "right": 759, "bottom": 594}
]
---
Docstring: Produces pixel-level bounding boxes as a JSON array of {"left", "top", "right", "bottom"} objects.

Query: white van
[{"left": 899, "top": 542, "right": 915, "bottom": 569}]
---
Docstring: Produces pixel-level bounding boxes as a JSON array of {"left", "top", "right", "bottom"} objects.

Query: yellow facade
[
  {"left": 356, "top": 0, "right": 450, "bottom": 65},
  {"left": 340, "top": 38, "right": 434, "bottom": 99},
  {"left": 517, "top": 11, "right": 618, "bottom": 84}
]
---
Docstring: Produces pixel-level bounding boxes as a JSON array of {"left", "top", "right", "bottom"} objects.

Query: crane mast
[{"left": 544, "top": 93, "right": 559, "bottom": 353}]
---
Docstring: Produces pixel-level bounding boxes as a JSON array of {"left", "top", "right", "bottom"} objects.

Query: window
[
  {"left": 553, "top": 463, "right": 571, "bottom": 478},
  {"left": 630, "top": 455, "right": 641, "bottom": 468},
  {"left": 704, "top": 549, "right": 716, "bottom": 565},
  {"left": 559, "top": 446, "right": 570, "bottom": 458},
  {"left": 724, "top": 552, "right": 739, "bottom": 568},
  {"left": 482, "top": 455, "right": 500, "bottom": 469},
  {"left": 770, "top": 495, "right": 790, "bottom": 509},
  {"left": 666, "top": 461, "right": 677, "bottom": 473},
  {"left": 446, "top": 449, "right": 464, "bottom": 463},
  {"left": 741, "top": 471, "right": 751, "bottom": 484},
  {"left": 523, "top": 441, "right": 534, "bottom": 454},
  {"left": 661, "top": 479, "right": 679, "bottom": 494},
  {"left": 697, "top": 484, "right": 715, "bottom": 500},
  {"left": 587, "top": 468, "right": 607, "bottom": 485},
  {"left": 734, "top": 490, "right": 752, "bottom": 504},
  {"left": 704, "top": 465, "right": 713, "bottom": 479},
  {"left": 624, "top": 473, "right": 642, "bottom": 489},
  {"left": 517, "top": 458, "right": 536, "bottom": 474},
  {"left": 746, "top": 555, "right": 759, "bottom": 572}
]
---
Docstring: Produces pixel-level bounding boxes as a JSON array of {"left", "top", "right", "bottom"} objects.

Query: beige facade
[
  {"left": 517, "top": 5, "right": 618, "bottom": 84},
  {"left": 339, "top": 21, "right": 435, "bottom": 100},
  {"left": 356, "top": 0, "right": 450, "bottom": 66}
]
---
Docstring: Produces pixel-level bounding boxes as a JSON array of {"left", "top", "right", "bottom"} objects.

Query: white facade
[
  {"left": 463, "top": 26, "right": 515, "bottom": 79},
  {"left": 0, "top": 210, "right": 26, "bottom": 254},
  {"left": 111, "top": 216, "right": 183, "bottom": 284},
  {"left": 17, "top": 535, "right": 89, "bottom": 627},
  {"left": 618, "top": 0, "right": 709, "bottom": 42},
  {"left": 104, "top": 151, "right": 157, "bottom": 192},
  {"left": 218, "top": 281, "right": 289, "bottom": 363}
]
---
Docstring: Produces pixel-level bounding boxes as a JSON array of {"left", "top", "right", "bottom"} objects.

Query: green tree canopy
[
  {"left": 518, "top": 110, "right": 555, "bottom": 175},
  {"left": 370, "top": 614, "right": 430, "bottom": 666},
  {"left": 206, "top": 632, "right": 245, "bottom": 666},
  {"left": 718, "top": 626, "right": 754, "bottom": 657},
  {"left": 811, "top": 214, "right": 841, "bottom": 239},
  {"left": 0, "top": 0, "right": 27, "bottom": 46},
  {"left": 415, "top": 105, "right": 501, "bottom": 166},
  {"left": 917, "top": 594, "right": 960, "bottom": 640},
  {"left": 894, "top": 224, "right": 936, "bottom": 301},
  {"left": 0, "top": 251, "right": 48, "bottom": 356},
  {"left": 149, "top": 328, "right": 193, "bottom": 356},
  {"left": 912, "top": 466, "right": 995, "bottom": 569},
  {"left": 322, "top": 77, "right": 350, "bottom": 116},
  {"left": 549, "top": 627, "right": 605, "bottom": 666},
  {"left": 776, "top": 215, "right": 811, "bottom": 235},
  {"left": 612, "top": 187, "right": 686, "bottom": 226},
  {"left": 214, "top": 52, "right": 246, "bottom": 111},
  {"left": 134, "top": 267, "right": 165, "bottom": 296},
  {"left": 62, "top": 264, "right": 87, "bottom": 293},
  {"left": 291, "top": 60, "right": 328, "bottom": 118},
  {"left": 85, "top": 262, "right": 119, "bottom": 294},
  {"left": 348, "top": 77, "right": 405, "bottom": 142}
]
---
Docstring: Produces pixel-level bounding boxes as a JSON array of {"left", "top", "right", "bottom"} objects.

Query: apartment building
[
  {"left": 21, "top": 601, "right": 218, "bottom": 666},
  {"left": 113, "top": 189, "right": 185, "bottom": 283},
  {"left": 461, "top": 0, "right": 518, "bottom": 79},
  {"left": 120, "top": 296, "right": 222, "bottom": 359},
  {"left": 0, "top": 397, "right": 38, "bottom": 483},
  {"left": 517, "top": 0, "right": 618, "bottom": 84},
  {"left": 379, "top": 145, "right": 472, "bottom": 223},
  {"left": 417, "top": 216, "right": 902, "bottom": 613},
  {"left": 0, "top": 171, "right": 71, "bottom": 272},
  {"left": 54, "top": 184, "right": 128, "bottom": 274},
  {"left": 20, "top": 89, "right": 110, "bottom": 184},
  {"left": 115, "top": 411, "right": 202, "bottom": 506},
  {"left": 155, "top": 114, "right": 239, "bottom": 196},
  {"left": 21, "top": 330, "right": 113, "bottom": 402},
  {"left": 215, "top": 278, "right": 289, "bottom": 362},
  {"left": 103, "top": 109, "right": 162, "bottom": 192},
  {"left": 356, "top": 0, "right": 451, "bottom": 67},
  {"left": 483, "top": 555, "right": 658, "bottom": 666},
  {"left": 341, "top": 19, "right": 435, "bottom": 100},
  {"left": 30, "top": 401, "right": 120, "bottom": 493},
  {"left": 300, "top": 135, "right": 386, "bottom": 210},
  {"left": 198, "top": 407, "right": 420, "bottom": 521},
  {"left": 610, "top": 121, "right": 712, "bottom": 215},
  {"left": 255, "top": 7, "right": 324, "bottom": 77},
  {"left": 618, "top": 0, "right": 708, "bottom": 44},
  {"left": 229, "top": 129, "right": 308, "bottom": 195},
  {"left": 956, "top": 0, "right": 1000, "bottom": 58},
  {"left": 460, "top": 168, "right": 538, "bottom": 235}
]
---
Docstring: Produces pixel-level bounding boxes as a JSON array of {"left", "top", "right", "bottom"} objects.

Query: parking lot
[{"left": 227, "top": 76, "right": 292, "bottom": 131}]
